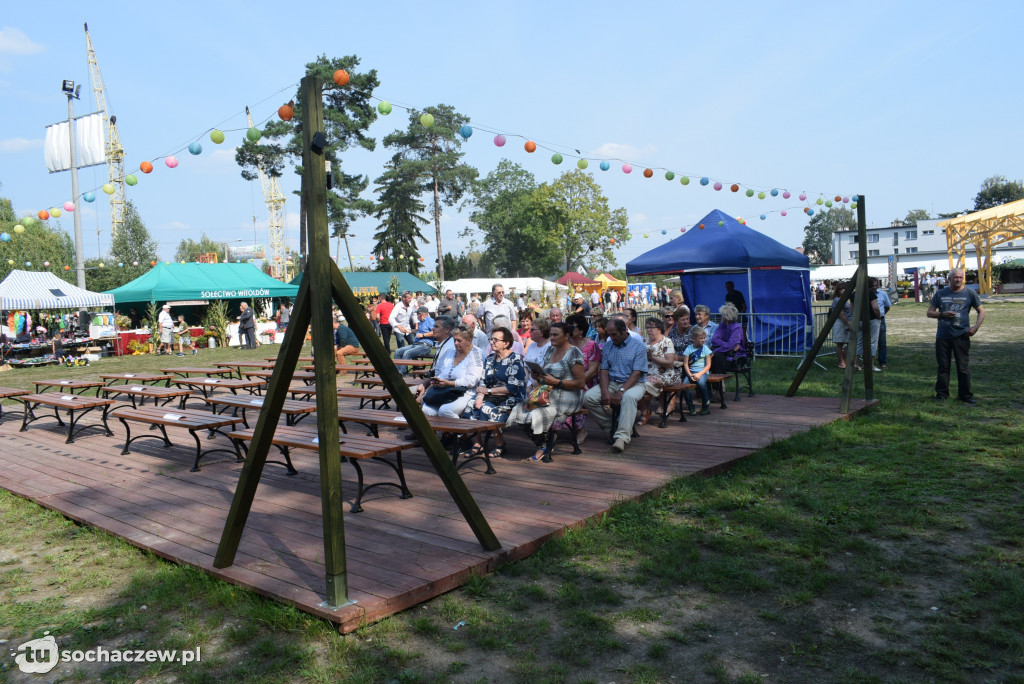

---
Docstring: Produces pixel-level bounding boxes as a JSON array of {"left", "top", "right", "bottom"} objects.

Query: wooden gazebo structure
[{"left": 939, "top": 198, "right": 1024, "bottom": 294}]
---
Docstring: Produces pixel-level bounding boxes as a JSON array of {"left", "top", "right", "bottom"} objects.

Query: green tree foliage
[
  {"left": 535, "top": 170, "right": 629, "bottom": 273},
  {"left": 441, "top": 251, "right": 496, "bottom": 281},
  {"left": 174, "top": 233, "right": 229, "bottom": 264},
  {"left": 802, "top": 206, "right": 855, "bottom": 264},
  {"left": 0, "top": 219, "right": 76, "bottom": 284},
  {"left": 235, "top": 55, "right": 380, "bottom": 247},
  {"left": 903, "top": 209, "right": 931, "bottom": 226},
  {"left": 371, "top": 159, "right": 429, "bottom": 275},
  {"left": 85, "top": 201, "right": 159, "bottom": 292},
  {"left": 382, "top": 104, "right": 478, "bottom": 281},
  {"left": 973, "top": 175, "right": 1024, "bottom": 211}
]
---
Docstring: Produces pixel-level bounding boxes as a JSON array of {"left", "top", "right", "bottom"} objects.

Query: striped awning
[{"left": 0, "top": 270, "right": 115, "bottom": 310}]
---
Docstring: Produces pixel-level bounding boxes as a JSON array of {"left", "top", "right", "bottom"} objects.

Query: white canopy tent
[
  {"left": 441, "top": 277, "right": 569, "bottom": 299},
  {"left": 0, "top": 270, "right": 114, "bottom": 310}
]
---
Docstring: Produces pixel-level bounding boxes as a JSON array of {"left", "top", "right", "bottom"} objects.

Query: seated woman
[
  {"left": 552, "top": 314, "right": 601, "bottom": 443},
  {"left": 463, "top": 326, "right": 527, "bottom": 458},
  {"left": 668, "top": 305, "right": 692, "bottom": 355},
  {"left": 491, "top": 315, "right": 525, "bottom": 355},
  {"left": 694, "top": 304, "right": 717, "bottom": 340},
  {"left": 637, "top": 318, "right": 678, "bottom": 425},
  {"left": 507, "top": 322, "right": 586, "bottom": 462},
  {"left": 709, "top": 303, "right": 745, "bottom": 374},
  {"left": 414, "top": 326, "right": 483, "bottom": 419},
  {"left": 523, "top": 318, "right": 551, "bottom": 387},
  {"left": 592, "top": 315, "right": 608, "bottom": 344},
  {"left": 680, "top": 325, "right": 713, "bottom": 415}
]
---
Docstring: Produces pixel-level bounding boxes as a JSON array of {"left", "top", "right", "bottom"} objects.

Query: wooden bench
[
  {"left": 214, "top": 361, "right": 280, "bottom": 379},
  {"left": 356, "top": 376, "right": 421, "bottom": 390},
  {"left": 33, "top": 379, "right": 104, "bottom": 397},
  {"left": 16, "top": 393, "right": 115, "bottom": 444},
  {"left": 100, "top": 373, "right": 173, "bottom": 387},
  {"left": 205, "top": 394, "right": 316, "bottom": 427},
  {"left": 707, "top": 373, "right": 734, "bottom": 409},
  {"left": 657, "top": 382, "right": 697, "bottom": 428},
  {"left": 286, "top": 385, "right": 394, "bottom": 410},
  {"left": 101, "top": 384, "right": 195, "bottom": 410},
  {"left": 0, "top": 387, "right": 30, "bottom": 422},
  {"left": 550, "top": 407, "right": 589, "bottom": 458},
  {"left": 245, "top": 369, "right": 317, "bottom": 385},
  {"left": 171, "top": 377, "right": 266, "bottom": 400},
  {"left": 113, "top": 406, "right": 245, "bottom": 472},
  {"left": 159, "top": 366, "right": 236, "bottom": 379},
  {"left": 226, "top": 425, "right": 415, "bottom": 512}
]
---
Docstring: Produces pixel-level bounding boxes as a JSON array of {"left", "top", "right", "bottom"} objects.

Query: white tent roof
[
  {"left": 0, "top": 270, "right": 114, "bottom": 310},
  {"left": 442, "top": 277, "right": 569, "bottom": 297}
]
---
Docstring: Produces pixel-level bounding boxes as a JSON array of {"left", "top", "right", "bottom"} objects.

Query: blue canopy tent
[{"left": 626, "top": 209, "right": 813, "bottom": 354}]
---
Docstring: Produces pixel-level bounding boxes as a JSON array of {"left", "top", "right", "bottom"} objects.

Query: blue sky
[{"left": 0, "top": 1, "right": 1020, "bottom": 271}]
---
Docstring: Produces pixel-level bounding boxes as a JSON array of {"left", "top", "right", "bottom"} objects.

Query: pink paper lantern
[
  {"left": 713, "top": 182, "right": 723, "bottom": 191},
  {"left": 799, "top": 193, "right": 807, "bottom": 201},
  {"left": 622, "top": 163, "right": 632, "bottom": 174},
  {"left": 165, "top": 156, "right": 179, "bottom": 168},
  {"left": 842, "top": 196, "right": 850, "bottom": 203},
  {"left": 782, "top": 191, "right": 791, "bottom": 199},
  {"left": 781, "top": 210, "right": 787, "bottom": 216},
  {"left": 493, "top": 134, "right": 506, "bottom": 147},
  {"left": 63, "top": 201, "right": 75, "bottom": 212}
]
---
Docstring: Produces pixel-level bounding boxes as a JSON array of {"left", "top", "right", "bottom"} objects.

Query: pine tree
[{"left": 371, "top": 158, "right": 429, "bottom": 275}]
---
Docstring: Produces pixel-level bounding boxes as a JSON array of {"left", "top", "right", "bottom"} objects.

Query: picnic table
[
  {"left": 244, "top": 370, "right": 317, "bottom": 385},
  {"left": 213, "top": 361, "right": 280, "bottom": 379},
  {"left": 16, "top": 393, "right": 115, "bottom": 444},
  {"left": 0, "top": 387, "right": 31, "bottom": 422},
  {"left": 336, "top": 408, "right": 504, "bottom": 475},
  {"left": 204, "top": 394, "right": 316, "bottom": 427},
  {"left": 226, "top": 425, "right": 415, "bottom": 511},
  {"left": 113, "top": 406, "right": 245, "bottom": 472},
  {"left": 101, "top": 384, "right": 195, "bottom": 410},
  {"left": 356, "top": 376, "right": 421, "bottom": 390},
  {"left": 171, "top": 377, "right": 266, "bottom": 400},
  {"left": 100, "top": 372, "right": 173, "bottom": 387},
  {"left": 32, "top": 379, "right": 105, "bottom": 397},
  {"left": 285, "top": 385, "right": 393, "bottom": 409},
  {"left": 159, "top": 366, "right": 236, "bottom": 379}
]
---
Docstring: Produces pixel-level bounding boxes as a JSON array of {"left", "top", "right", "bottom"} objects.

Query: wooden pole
[{"left": 857, "top": 197, "right": 874, "bottom": 400}]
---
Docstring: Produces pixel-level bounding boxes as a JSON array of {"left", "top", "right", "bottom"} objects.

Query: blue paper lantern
[
  {"left": 0, "top": 233, "right": 10, "bottom": 242},
  {"left": 760, "top": 214, "right": 767, "bottom": 220},
  {"left": 851, "top": 194, "right": 859, "bottom": 202},
  {"left": 188, "top": 141, "right": 203, "bottom": 155},
  {"left": 770, "top": 188, "right": 779, "bottom": 197},
  {"left": 459, "top": 125, "right": 473, "bottom": 139},
  {"left": 700, "top": 177, "right": 710, "bottom": 186},
  {"left": 599, "top": 161, "right": 610, "bottom": 171},
  {"left": 661, "top": 229, "right": 667, "bottom": 235},
  {"left": 25, "top": 262, "right": 31, "bottom": 267},
  {"left": 807, "top": 209, "right": 815, "bottom": 216},
  {"left": 83, "top": 192, "right": 95, "bottom": 203}
]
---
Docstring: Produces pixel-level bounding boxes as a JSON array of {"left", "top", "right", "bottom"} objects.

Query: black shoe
[
  {"left": 934, "top": 395, "right": 947, "bottom": 402},
  {"left": 958, "top": 397, "right": 977, "bottom": 404},
  {"left": 606, "top": 434, "right": 616, "bottom": 445}
]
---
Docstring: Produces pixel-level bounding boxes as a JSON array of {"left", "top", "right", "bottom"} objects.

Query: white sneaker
[
  {"left": 612, "top": 438, "right": 626, "bottom": 453},
  {"left": 872, "top": 366, "right": 881, "bottom": 372}
]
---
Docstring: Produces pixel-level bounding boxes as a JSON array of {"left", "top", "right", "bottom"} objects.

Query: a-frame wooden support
[
  {"left": 213, "top": 75, "right": 499, "bottom": 610},
  {"left": 787, "top": 195, "right": 875, "bottom": 411}
]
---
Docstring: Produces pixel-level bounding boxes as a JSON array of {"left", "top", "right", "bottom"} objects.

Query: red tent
[{"left": 556, "top": 272, "right": 600, "bottom": 286}]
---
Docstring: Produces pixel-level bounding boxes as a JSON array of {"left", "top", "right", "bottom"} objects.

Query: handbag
[
  {"left": 524, "top": 384, "right": 552, "bottom": 411},
  {"left": 422, "top": 385, "right": 464, "bottom": 407}
]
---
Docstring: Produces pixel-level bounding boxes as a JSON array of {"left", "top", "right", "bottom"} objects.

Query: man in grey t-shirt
[{"left": 926, "top": 268, "right": 984, "bottom": 403}]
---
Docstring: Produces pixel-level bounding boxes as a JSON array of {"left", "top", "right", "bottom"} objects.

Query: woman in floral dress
[{"left": 463, "top": 326, "right": 527, "bottom": 458}]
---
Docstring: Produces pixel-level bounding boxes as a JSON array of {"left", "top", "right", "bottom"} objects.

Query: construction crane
[
  {"left": 245, "top": 106, "right": 288, "bottom": 280},
  {"left": 84, "top": 23, "right": 126, "bottom": 238}
]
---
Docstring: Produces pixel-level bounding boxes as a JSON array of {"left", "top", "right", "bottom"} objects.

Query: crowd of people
[{"left": 342, "top": 282, "right": 749, "bottom": 462}]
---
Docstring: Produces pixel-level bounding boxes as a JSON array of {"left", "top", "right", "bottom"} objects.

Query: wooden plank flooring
[{"left": 0, "top": 392, "right": 874, "bottom": 633}]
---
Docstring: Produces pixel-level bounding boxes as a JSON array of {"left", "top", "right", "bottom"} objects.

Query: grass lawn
[{"left": 1, "top": 301, "right": 1022, "bottom": 683}]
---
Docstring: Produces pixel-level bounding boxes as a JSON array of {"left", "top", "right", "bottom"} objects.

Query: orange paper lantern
[
  {"left": 835, "top": 195, "right": 842, "bottom": 202},
  {"left": 38, "top": 210, "right": 49, "bottom": 220},
  {"left": 64, "top": 265, "right": 70, "bottom": 271},
  {"left": 140, "top": 161, "right": 154, "bottom": 174},
  {"left": 150, "top": 260, "right": 157, "bottom": 266},
  {"left": 730, "top": 184, "right": 740, "bottom": 192},
  {"left": 609, "top": 238, "right": 616, "bottom": 244},
  {"left": 278, "top": 102, "right": 294, "bottom": 121},
  {"left": 524, "top": 140, "right": 537, "bottom": 153},
  {"left": 699, "top": 223, "right": 705, "bottom": 229},
  {"left": 643, "top": 168, "right": 654, "bottom": 178},
  {"left": 333, "top": 69, "right": 350, "bottom": 86}
]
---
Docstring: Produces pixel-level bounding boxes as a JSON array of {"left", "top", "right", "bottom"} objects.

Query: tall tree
[
  {"left": 801, "top": 206, "right": 855, "bottom": 264},
  {"left": 174, "top": 233, "right": 229, "bottom": 264},
  {"left": 0, "top": 220, "right": 76, "bottom": 284},
  {"left": 370, "top": 158, "right": 429, "bottom": 274},
  {"left": 382, "top": 104, "right": 478, "bottom": 281},
  {"left": 235, "top": 55, "right": 380, "bottom": 264},
  {"left": 903, "top": 209, "right": 931, "bottom": 225},
  {"left": 973, "top": 175, "right": 1024, "bottom": 211},
  {"left": 532, "top": 170, "right": 629, "bottom": 273}
]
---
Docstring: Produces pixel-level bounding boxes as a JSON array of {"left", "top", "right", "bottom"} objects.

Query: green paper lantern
[
  {"left": 377, "top": 101, "right": 392, "bottom": 115},
  {"left": 246, "top": 127, "right": 262, "bottom": 142},
  {"left": 23, "top": 217, "right": 35, "bottom": 227},
  {"left": 851, "top": 202, "right": 858, "bottom": 209},
  {"left": 680, "top": 176, "right": 690, "bottom": 186},
  {"left": 718, "top": 220, "right": 725, "bottom": 226},
  {"left": 745, "top": 189, "right": 755, "bottom": 197},
  {"left": 626, "top": 234, "right": 633, "bottom": 240},
  {"left": 815, "top": 197, "right": 824, "bottom": 205},
  {"left": 420, "top": 113, "right": 434, "bottom": 128},
  {"left": 825, "top": 200, "right": 833, "bottom": 207},
  {"left": 665, "top": 171, "right": 675, "bottom": 181},
  {"left": 551, "top": 153, "right": 563, "bottom": 165},
  {"left": 643, "top": 233, "right": 649, "bottom": 238},
  {"left": 13, "top": 224, "right": 25, "bottom": 234},
  {"left": 577, "top": 159, "right": 588, "bottom": 170},
  {"left": 757, "top": 191, "right": 766, "bottom": 199},
  {"left": 210, "top": 129, "right": 225, "bottom": 144},
  {"left": 126, "top": 174, "right": 138, "bottom": 186}
]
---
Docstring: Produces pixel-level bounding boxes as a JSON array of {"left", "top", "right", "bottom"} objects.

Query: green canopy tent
[
  {"left": 106, "top": 263, "right": 298, "bottom": 304},
  {"left": 289, "top": 271, "right": 437, "bottom": 295}
]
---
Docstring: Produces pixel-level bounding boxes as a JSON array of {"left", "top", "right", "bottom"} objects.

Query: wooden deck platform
[{"left": 0, "top": 393, "right": 874, "bottom": 633}]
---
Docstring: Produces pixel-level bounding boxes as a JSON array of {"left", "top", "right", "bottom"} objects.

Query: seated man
[
  {"left": 583, "top": 318, "right": 648, "bottom": 453},
  {"left": 333, "top": 318, "right": 360, "bottom": 364},
  {"left": 394, "top": 307, "right": 436, "bottom": 371}
]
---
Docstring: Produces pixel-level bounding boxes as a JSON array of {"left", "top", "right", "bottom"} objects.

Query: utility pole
[{"left": 64, "top": 80, "right": 86, "bottom": 289}]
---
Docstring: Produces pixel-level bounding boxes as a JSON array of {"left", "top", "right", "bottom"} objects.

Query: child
[
  {"left": 681, "top": 326, "right": 713, "bottom": 415},
  {"left": 175, "top": 315, "right": 198, "bottom": 356}
]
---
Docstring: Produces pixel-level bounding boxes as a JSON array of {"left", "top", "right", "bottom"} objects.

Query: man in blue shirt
[
  {"left": 873, "top": 278, "right": 893, "bottom": 369},
  {"left": 926, "top": 268, "right": 984, "bottom": 403},
  {"left": 394, "top": 307, "right": 436, "bottom": 371},
  {"left": 333, "top": 319, "right": 360, "bottom": 364},
  {"left": 583, "top": 319, "right": 649, "bottom": 453}
]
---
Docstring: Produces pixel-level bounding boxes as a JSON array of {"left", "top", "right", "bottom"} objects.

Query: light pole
[{"left": 63, "top": 80, "right": 86, "bottom": 288}]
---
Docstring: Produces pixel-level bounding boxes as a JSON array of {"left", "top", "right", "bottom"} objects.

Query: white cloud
[
  {"left": 589, "top": 142, "right": 658, "bottom": 162},
  {"left": 0, "top": 27, "right": 45, "bottom": 56},
  {"left": 631, "top": 213, "right": 648, "bottom": 225},
  {"left": 0, "top": 137, "right": 42, "bottom": 153}
]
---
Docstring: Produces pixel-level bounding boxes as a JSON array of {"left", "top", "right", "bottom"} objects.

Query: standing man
[
  {"left": 874, "top": 278, "right": 892, "bottom": 369},
  {"left": 277, "top": 302, "right": 291, "bottom": 336},
  {"left": 583, "top": 319, "right": 648, "bottom": 453},
  {"left": 391, "top": 291, "right": 418, "bottom": 349},
  {"left": 927, "top": 268, "right": 984, "bottom": 403},
  {"left": 590, "top": 288, "right": 601, "bottom": 310},
  {"left": 724, "top": 281, "right": 747, "bottom": 314},
  {"left": 437, "top": 289, "right": 465, "bottom": 319},
  {"left": 157, "top": 304, "right": 175, "bottom": 355},
  {"left": 477, "top": 283, "right": 517, "bottom": 332},
  {"left": 238, "top": 302, "right": 257, "bottom": 349}
]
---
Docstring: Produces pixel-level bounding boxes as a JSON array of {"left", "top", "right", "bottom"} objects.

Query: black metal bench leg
[{"left": 350, "top": 459, "right": 366, "bottom": 512}]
